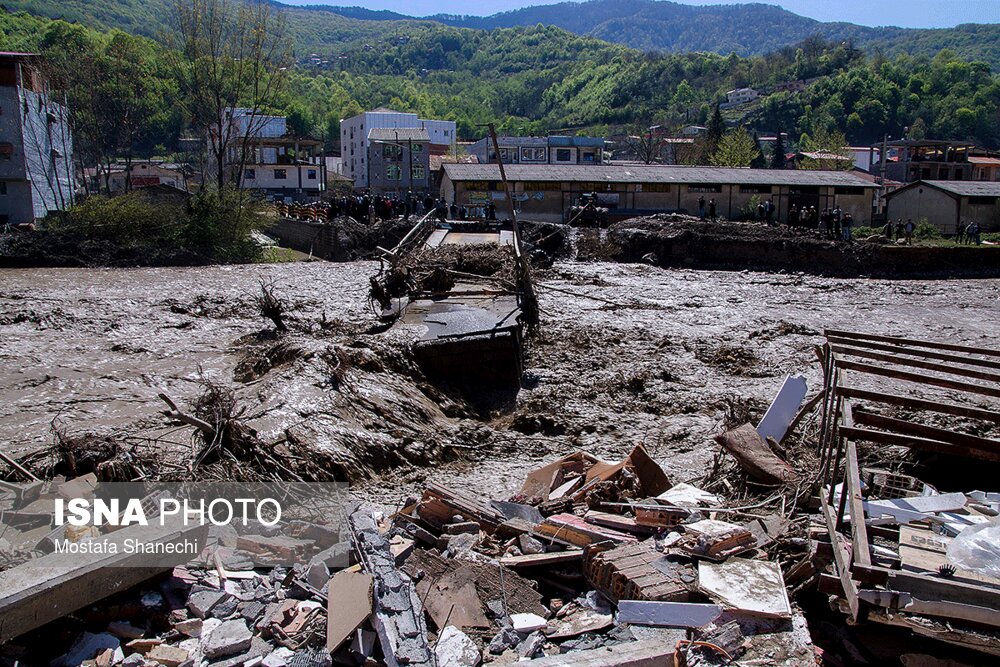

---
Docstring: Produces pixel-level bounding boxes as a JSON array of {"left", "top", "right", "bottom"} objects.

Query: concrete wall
[
  {"left": 368, "top": 141, "right": 431, "bottom": 194},
  {"left": 885, "top": 186, "right": 961, "bottom": 234},
  {"left": 17, "top": 89, "right": 75, "bottom": 222}
]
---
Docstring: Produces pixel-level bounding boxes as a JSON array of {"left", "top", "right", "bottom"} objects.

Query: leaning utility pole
[{"left": 484, "top": 123, "right": 539, "bottom": 327}]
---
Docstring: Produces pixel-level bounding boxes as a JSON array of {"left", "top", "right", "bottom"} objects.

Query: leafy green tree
[{"left": 710, "top": 127, "right": 761, "bottom": 167}]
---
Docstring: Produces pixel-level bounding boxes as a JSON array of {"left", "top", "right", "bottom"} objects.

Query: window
[
  {"left": 411, "top": 143, "right": 424, "bottom": 153},
  {"left": 938, "top": 168, "right": 950, "bottom": 180},
  {"left": 642, "top": 183, "right": 671, "bottom": 192},
  {"left": 307, "top": 169, "right": 317, "bottom": 180},
  {"left": 274, "top": 169, "right": 287, "bottom": 180},
  {"left": 834, "top": 186, "right": 864, "bottom": 195},
  {"left": 411, "top": 165, "right": 425, "bottom": 180},
  {"left": 386, "top": 165, "right": 401, "bottom": 180},
  {"left": 0, "top": 181, "right": 7, "bottom": 195},
  {"left": 521, "top": 147, "right": 546, "bottom": 162},
  {"left": 688, "top": 184, "right": 722, "bottom": 193},
  {"left": 383, "top": 144, "right": 402, "bottom": 160},
  {"left": 244, "top": 168, "right": 256, "bottom": 180},
  {"left": 969, "top": 196, "right": 998, "bottom": 206},
  {"left": 523, "top": 181, "right": 560, "bottom": 191},
  {"left": 582, "top": 151, "right": 596, "bottom": 162},
  {"left": 739, "top": 185, "right": 772, "bottom": 194},
  {"left": 498, "top": 148, "right": 514, "bottom": 162},
  {"left": 555, "top": 149, "right": 572, "bottom": 162}
]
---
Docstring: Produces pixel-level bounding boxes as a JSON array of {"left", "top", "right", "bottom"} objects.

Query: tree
[
  {"left": 623, "top": 127, "right": 667, "bottom": 164},
  {"left": 750, "top": 131, "right": 767, "bottom": 168},
  {"left": 707, "top": 104, "right": 725, "bottom": 152},
  {"left": 172, "top": 0, "right": 293, "bottom": 190},
  {"left": 710, "top": 127, "right": 761, "bottom": 168},
  {"left": 770, "top": 130, "right": 786, "bottom": 169},
  {"left": 799, "top": 127, "right": 852, "bottom": 170}
]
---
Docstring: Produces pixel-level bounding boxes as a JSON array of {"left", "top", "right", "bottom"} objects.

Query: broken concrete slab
[
  {"left": 545, "top": 606, "right": 614, "bottom": 639},
  {"left": 202, "top": 619, "right": 253, "bottom": 659},
  {"left": 188, "top": 590, "right": 230, "bottom": 619},
  {"left": 656, "top": 483, "right": 721, "bottom": 508},
  {"left": 616, "top": 600, "right": 722, "bottom": 628},
  {"left": 523, "top": 638, "right": 673, "bottom": 666},
  {"left": 434, "top": 626, "right": 481, "bottom": 667},
  {"left": 698, "top": 559, "right": 791, "bottom": 619},
  {"left": 326, "top": 570, "right": 374, "bottom": 652},
  {"left": 350, "top": 510, "right": 433, "bottom": 667},
  {"left": 675, "top": 519, "right": 757, "bottom": 561}
]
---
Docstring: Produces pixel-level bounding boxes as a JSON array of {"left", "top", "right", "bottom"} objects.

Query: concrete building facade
[
  {"left": 0, "top": 52, "right": 74, "bottom": 226},
  {"left": 366, "top": 127, "right": 431, "bottom": 194},
  {"left": 870, "top": 139, "right": 974, "bottom": 184},
  {"left": 468, "top": 135, "right": 605, "bottom": 166},
  {"left": 340, "top": 109, "right": 456, "bottom": 188},
  {"left": 884, "top": 180, "right": 1000, "bottom": 234},
  {"left": 441, "top": 164, "right": 877, "bottom": 224}
]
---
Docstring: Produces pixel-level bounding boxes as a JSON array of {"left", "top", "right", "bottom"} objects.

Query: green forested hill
[
  {"left": 5, "top": 0, "right": 1000, "bottom": 67},
  {"left": 3, "top": 3, "right": 1000, "bottom": 154}
]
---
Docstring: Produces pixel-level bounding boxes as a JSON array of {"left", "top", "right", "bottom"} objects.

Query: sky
[{"left": 282, "top": 0, "right": 1000, "bottom": 29}]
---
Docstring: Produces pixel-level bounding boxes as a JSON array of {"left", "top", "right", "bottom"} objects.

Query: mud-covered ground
[{"left": 1, "top": 261, "right": 998, "bottom": 507}]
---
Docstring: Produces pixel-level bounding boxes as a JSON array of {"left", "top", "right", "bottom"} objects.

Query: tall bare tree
[
  {"left": 623, "top": 128, "right": 667, "bottom": 165},
  {"left": 172, "top": 0, "right": 292, "bottom": 190}
]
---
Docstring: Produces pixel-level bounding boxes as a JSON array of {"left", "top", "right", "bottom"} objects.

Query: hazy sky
[{"left": 282, "top": 0, "right": 1000, "bottom": 29}]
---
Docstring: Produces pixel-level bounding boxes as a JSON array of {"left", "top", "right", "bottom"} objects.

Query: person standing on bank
[
  {"left": 708, "top": 198, "right": 717, "bottom": 222},
  {"left": 698, "top": 195, "right": 706, "bottom": 221}
]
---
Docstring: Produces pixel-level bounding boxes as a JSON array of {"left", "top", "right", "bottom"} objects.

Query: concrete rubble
[{"left": 1, "top": 330, "right": 999, "bottom": 666}]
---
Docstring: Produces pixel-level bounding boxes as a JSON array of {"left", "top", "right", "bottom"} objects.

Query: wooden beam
[
  {"left": 852, "top": 411, "right": 1000, "bottom": 455},
  {"left": 837, "top": 386, "right": 1000, "bottom": 424},
  {"left": 839, "top": 426, "right": 1000, "bottom": 462},
  {"left": 853, "top": 564, "right": 1000, "bottom": 610},
  {"left": 843, "top": 440, "right": 871, "bottom": 567},
  {"left": 499, "top": 550, "right": 584, "bottom": 568},
  {"left": 821, "top": 497, "right": 860, "bottom": 619},
  {"left": 827, "top": 335, "right": 1000, "bottom": 371},
  {"left": 824, "top": 329, "right": 1000, "bottom": 358},
  {"left": 830, "top": 345, "right": 1000, "bottom": 384},
  {"left": 0, "top": 520, "right": 209, "bottom": 644},
  {"left": 834, "top": 359, "right": 1000, "bottom": 399}
]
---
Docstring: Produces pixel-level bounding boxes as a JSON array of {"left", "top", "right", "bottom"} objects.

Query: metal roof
[
  {"left": 368, "top": 127, "right": 429, "bottom": 142},
  {"left": 441, "top": 163, "right": 878, "bottom": 187},
  {"left": 897, "top": 180, "right": 1000, "bottom": 197}
]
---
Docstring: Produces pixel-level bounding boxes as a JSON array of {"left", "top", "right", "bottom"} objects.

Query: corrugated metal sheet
[
  {"left": 442, "top": 163, "right": 878, "bottom": 187},
  {"left": 914, "top": 180, "right": 1000, "bottom": 197}
]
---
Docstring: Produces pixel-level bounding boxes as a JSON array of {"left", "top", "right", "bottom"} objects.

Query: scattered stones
[
  {"left": 202, "top": 619, "right": 253, "bottom": 659},
  {"left": 145, "top": 644, "right": 190, "bottom": 667},
  {"left": 187, "top": 590, "right": 230, "bottom": 619}
]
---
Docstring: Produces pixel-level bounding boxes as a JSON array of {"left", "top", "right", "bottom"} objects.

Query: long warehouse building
[{"left": 440, "top": 164, "right": 878, "bottom": 224}]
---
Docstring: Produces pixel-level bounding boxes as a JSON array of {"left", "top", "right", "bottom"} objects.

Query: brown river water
[{"left": 1, "top": 261, "right": 998, "bottom": 507}]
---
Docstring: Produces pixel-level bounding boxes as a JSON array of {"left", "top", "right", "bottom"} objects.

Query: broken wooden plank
[
  {"left": 698, "top": 559, "right": 792, "bottom": 619},
  {"left": 823, "top": 329, "right": 1000, "bottom": 358},
  {"left": 499, "top": 550, "right": 584, "bottom": 568},
  {"left": 839, "top": 426, "right": 1000, "bottom": 463},
  {"left": 836, "top": 387, "right": 1000, "bottom": 424},
  {"left": 834, "top": 359, "right": 1000, "bottom": 399},
  {"left": 859, "top": 590, "right": 1000, "bottom": 629},
  {"left": 821, "top": 496, "right": 860, "bottom": 619},
  {"left": 830, "top": 345, "right": 1000, "bottom": 384},
  {"left": 326, "top": 570, "right": 373, "bottom": 653},
  {"left": 616, "top": 600, "right": 722, "bottom": 628},
  {"left": 0, "top": 519, "right": 209, "bottom": 644},
  {"left": 535, "top": 513, "right": 638, "bottom": 547},
  {"left": 715, "top": 423, "right": 795, "bottom": 485},
  {"left": 853, "top": 411, "right": 1000, "bottom": 456},
  {"left": 584, "top": 510, "right": 656, "bottom": 535},
  {"left": 827, "top": 335, "right": 1000, "bottom": 371}
]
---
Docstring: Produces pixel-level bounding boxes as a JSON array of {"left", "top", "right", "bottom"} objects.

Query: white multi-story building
[
  {"left": 340, "top": 109, "right": 456, "bottom": 188},
  {"left": 0, "top": 52, "right": 74, "bottom": 226},
  {"left": 725, "top": 87, "right": 759, "bottom": 105}
]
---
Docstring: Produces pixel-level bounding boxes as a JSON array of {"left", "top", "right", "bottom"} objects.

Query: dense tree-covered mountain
[
  {"left": 3, "top": 2, "right": 1000, "bottom": 153},
  {"left": 5, "top": 0, "right": 1000, "bottom": 66}
]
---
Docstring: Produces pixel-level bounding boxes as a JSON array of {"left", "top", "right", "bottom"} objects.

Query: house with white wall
[{"left": 340, "top": 109, "right": 456, "bottom": 188}]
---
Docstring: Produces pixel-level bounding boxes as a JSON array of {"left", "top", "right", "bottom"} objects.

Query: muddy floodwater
[{"left": 1, "top": 261, "right": 998, "bottom": 507}]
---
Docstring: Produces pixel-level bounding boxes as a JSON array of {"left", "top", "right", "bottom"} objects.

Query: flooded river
[{"left": 1, "top": 261, "right": 998, "bottom": 505}]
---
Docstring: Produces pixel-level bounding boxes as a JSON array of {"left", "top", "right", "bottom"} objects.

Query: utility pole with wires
[{"left": 481, "top": 122, "right": 539, "bottom": 328}]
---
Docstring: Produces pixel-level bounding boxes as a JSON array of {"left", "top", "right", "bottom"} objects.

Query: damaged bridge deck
[{"left": 375, "top": 216, "right": 529, "bottom": 387}]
